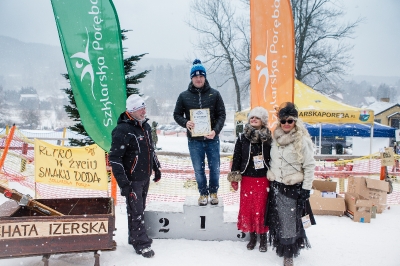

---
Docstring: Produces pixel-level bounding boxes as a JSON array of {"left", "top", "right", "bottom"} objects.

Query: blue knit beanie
[{"left": 190, "top": 59, "right": 206, "bottom": 79}]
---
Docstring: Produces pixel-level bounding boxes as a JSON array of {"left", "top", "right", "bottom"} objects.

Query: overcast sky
[{"left": 0, "top": 0, "right": 399, "bottom": 77}]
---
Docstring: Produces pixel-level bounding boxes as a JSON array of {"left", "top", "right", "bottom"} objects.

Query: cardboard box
[
  {"left": 321, "top": 191, "right": 337, "bottom": 198},
  {"left": 347, "top": 176, "right": 389, "bottom": 213},
  {"left": 345, "top": 192, "right": 372, "bottom": 223},
  {"left": 309, "top": 180, "right": 346, "bottom": 216}
]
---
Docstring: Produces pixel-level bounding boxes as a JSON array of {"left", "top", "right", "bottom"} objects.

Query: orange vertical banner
[
  {"left": 106, "top": 154, "right": 117, "bottom": 205},
  {"left": 250, "top": 0, "right": 295, "bottom": 129},
  {"left": 111, "top": 172, "right": 117, "bottom": 206}
]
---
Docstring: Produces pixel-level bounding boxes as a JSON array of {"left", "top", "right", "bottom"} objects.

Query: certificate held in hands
[{"left": 190, "top": 109, "right": 211, "bottom": 137}]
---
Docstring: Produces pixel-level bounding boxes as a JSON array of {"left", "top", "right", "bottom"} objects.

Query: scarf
[
  {"left": 273, "top": 126, "right": 298, "bottom": 146},
  {"left": 243, "top": 124, "right": 271, "bottom": 143}
]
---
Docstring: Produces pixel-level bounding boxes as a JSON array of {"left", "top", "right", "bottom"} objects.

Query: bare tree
[
  {"left": 234, "top": 15, "right": 251, "bottom": 93},
  {"left": 21, "top": 110, "right": 40, "bottom": 129},
  {"left": 228, "top": 0, "right": 360, "bottom": 94},
  {"left": 376, "top": 83, "right": 398, "bottom": 103},
  {"left": 187, "top": 0, "right": 248, "bottom": 111},
  {"left": 292, "top": 0, "right": 361, "bottom": 92}
]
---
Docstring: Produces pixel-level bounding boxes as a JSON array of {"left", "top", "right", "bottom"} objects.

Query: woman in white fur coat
[{"left": 265, "top": 102, "right": 316, "bottom": 266}]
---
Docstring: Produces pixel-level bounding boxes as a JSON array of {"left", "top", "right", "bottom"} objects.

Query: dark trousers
[{"left": 126, "top": 178, "right": 152, "bottom": 251}]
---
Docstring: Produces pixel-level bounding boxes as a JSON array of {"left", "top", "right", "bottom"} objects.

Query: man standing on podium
[{"left": 173, "top": 59, "right": 226, "bottom": 206}]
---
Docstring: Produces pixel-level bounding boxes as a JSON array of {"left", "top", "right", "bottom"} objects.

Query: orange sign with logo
[{"left": 250, "top": 0, "right": 295, "bottom": 129}]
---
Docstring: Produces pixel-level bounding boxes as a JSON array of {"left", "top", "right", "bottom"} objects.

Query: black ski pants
[{"left": 126, "top": 178, "right": 152, "bottom": 251}]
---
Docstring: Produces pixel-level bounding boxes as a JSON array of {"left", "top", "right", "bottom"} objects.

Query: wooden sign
[
  {"left": 381, "top": 147, "right": 395, "bottom": 166},
  {"left": 0, "top": 220, "right": 108, "bottom": 240}
]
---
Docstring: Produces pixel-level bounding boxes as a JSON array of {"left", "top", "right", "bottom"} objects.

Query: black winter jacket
[
  {"left": 109, "top": 112, "right": 161, "bottom": 190},
  {"left": 231, "top": 133, "right": 272, "bottom": 177},
  {"left": 173, "top": 79, "right": 226, "bottom": 140}
]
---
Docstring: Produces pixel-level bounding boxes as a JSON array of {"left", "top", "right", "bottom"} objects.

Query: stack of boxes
[
  {"left": 309, "top": 177, "right": 390, "bottom": 223},
  {"left": 345, "top": 176, "right": 390, "bottom": 223},
  {"left": 344, "top": 193, "right": 373, "bottom": 223}
]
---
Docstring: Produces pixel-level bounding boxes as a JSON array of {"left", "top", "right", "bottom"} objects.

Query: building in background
[{"left": 367, "top": 101, "right": 400, "bottom": 129}]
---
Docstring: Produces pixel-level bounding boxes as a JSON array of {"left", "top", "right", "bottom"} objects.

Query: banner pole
[
  {"left": 0, "top": 124, "right": 16, "bottom": 171},
  {"left": 61, "top": 127, "right": 67, "bottom": 147}
]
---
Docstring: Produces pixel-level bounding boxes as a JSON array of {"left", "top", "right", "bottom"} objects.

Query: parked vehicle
[{"left": 220, "top": 124, "right": 236, "bottom": 143}]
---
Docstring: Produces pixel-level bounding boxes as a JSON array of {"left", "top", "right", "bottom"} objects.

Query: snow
[
  {"left": 364, "top": 101, "right": 397, "bottom": 115},
  {"left": 2, "top": 135, "right": 400, "bottom": 266}
]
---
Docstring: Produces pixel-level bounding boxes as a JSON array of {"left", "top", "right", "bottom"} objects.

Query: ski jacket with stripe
[
  {"left": 109, "top": 112, "right": 161, "bottom": 190},
  {"left": 173, "top": 79, "right": 226, "bottom": 140}
]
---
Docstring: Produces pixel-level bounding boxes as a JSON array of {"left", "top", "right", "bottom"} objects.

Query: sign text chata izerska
[{"left": 0, "top": 220, "right": 108, "bottom": 240}]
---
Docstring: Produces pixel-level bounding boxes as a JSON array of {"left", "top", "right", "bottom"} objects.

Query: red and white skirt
[{"left": 237, "top": 176, "right": 269, "bottom": 234}]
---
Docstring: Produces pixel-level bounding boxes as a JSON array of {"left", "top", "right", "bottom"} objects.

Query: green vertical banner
[{"left": 51, "top": 0, "right": 126, "bottom": 152}]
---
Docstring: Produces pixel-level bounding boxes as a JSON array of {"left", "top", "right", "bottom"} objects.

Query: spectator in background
[
  {"left": 393, "top": 141, "right": 399, "bottom": 155},
  {"left": 109, "top": 94, "right": 161, "bottom": 258},
  {"left": 227, "top": 107, "right": 272, "bottom": 252},
  {"left": 173, "top": 59, "right": 226, "bottom": 206},
  {"left": 151, "top": 121, "right": 159, "bottom": 149}
]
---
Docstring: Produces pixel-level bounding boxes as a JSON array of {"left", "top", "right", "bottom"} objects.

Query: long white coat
[{"left": 267, "top": 135, "right": 315, "bottom": 190}]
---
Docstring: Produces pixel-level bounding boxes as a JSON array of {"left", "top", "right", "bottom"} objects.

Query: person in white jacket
[{"left": 265, "top": 102, "right": 316, "bottom": 266}]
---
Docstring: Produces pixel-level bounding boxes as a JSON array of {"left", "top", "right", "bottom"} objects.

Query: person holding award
[{"left": 173, "top": 59, "right": 226, "bottom": 206}]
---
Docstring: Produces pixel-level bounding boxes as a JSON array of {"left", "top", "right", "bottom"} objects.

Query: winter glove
[
  {"left": 298, "top": 188, "right": 310, "bottom": 202},
  {"left": 120, "top": 184, "right": 133, "bottom": 197},
  {"left": 153, "top": 169, "right": 161, "bottom": 182},
  {"left": 231, "top": 182, "right": 239, "bottom": 191},
  {"left": 227, "top": 171, "right": 242, "bottom": 182}
]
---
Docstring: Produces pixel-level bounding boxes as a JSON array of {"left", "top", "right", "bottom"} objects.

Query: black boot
[
  {"left": 136, "top": 247, "right": 155, "bottom": 258},
  {"left": 259, "top": 233, "right": 267, "bottom": 252},
  {"left": 246, "top": 232, "right": 257, "bottom": 250},
  {"left": 283, "top": 256, "right": 294, "bottom": 266}
]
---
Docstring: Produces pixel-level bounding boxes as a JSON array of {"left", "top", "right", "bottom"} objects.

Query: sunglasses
[
  {"left": 280, "top": 119, "right": 295, "bottom": 124},
  {"left": 250, "top": 116, "right": 261, "bottom": 120}
]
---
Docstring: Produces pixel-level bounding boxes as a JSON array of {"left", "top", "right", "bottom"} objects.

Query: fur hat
[
  {"left": 248, "top": 106, "right": 269, "bottom": 125},
  {"left": 277, "top": 102, "right": 298, "bottom": 119},
  {"left": 190, "top": 59, "right": 206, "bottom": 79},
  {"left": 126, "top": 94, "right": 146, "bottom": 113}
]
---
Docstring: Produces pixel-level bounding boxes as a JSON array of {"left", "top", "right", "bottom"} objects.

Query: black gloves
[
  {"left": 153, "top": 169, "right": 161, "bottom": 182},
  {"left": 120, "top": 184, "right": 133, "bottom": 197},
  {"left": 298, "top": 188, "right": 310, "bottom": 202}
]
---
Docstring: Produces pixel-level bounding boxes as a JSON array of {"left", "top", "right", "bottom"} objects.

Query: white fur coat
[{"left": 267, "top": 128, "right": 315, "bottom": 190}]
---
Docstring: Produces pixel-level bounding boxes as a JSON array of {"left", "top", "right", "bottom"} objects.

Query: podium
[{"left": 145, "top": 197, "right": 249, "bottom": 241}]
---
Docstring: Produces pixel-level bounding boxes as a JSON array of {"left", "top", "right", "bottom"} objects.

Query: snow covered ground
[{"left": 2, "top": 135, "right": 400, "bottom": 266}]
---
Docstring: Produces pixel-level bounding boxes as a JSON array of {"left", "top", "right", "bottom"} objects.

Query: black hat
[{"left": 277, "top": 102, "right": 298, "bottom": 119}]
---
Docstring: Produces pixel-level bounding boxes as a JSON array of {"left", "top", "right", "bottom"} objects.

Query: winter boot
[
  {"left": 259, "top": 233, "right": 267, "bottom": 252},
  {"left": 210, "top": 193, "right": 219, "bottom": 205},
  {"left": 198, "top": 195, "right": 208, "bottom": 206},
  {"left": 283, "top": 256, "right": 294, "bottom": 266},
  {"left": 136, "top": 247, "right": 155, "bottom": 258},
  {"left": 246, "top": 232, "right": 257, "bottom": 250}
]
